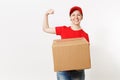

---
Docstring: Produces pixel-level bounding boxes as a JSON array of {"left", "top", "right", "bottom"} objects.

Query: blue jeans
[{"left": 57, "top": 70, "right": 85, "bottom": 80}]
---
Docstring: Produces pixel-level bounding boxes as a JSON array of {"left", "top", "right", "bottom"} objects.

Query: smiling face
[{"left": 70, "top": 10, "right": 83, "bottom": 26}]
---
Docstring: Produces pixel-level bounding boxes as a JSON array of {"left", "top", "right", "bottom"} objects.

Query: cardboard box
[{"left": 52, "top": 38, "right": 91, "bottom": 72}]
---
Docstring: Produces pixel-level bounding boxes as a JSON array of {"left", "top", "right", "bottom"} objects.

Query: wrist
[{"left": 45, "top": 13, "right": 49, "bottom": 16}]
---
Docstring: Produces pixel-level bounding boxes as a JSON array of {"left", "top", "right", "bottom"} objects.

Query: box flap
[{"left": 53, "top": 38, "right": 88, "bottom": 47}]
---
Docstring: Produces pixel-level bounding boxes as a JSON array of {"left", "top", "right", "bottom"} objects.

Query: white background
[{"left": 0, "top": 0, "right": 120, "bottom": 80}]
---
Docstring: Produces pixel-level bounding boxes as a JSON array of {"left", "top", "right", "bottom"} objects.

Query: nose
[{"left": 74, "top": 15, "right": 78, "bottom": 19}]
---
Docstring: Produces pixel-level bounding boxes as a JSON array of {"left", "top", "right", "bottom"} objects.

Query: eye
[
  {"left": 77, "top": 14, "right": 82, "bottom": 16},
  {"left": 71, "top": 14, "right": 75, "bottom": 16}
]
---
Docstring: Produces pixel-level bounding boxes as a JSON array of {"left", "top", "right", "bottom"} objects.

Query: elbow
[
  {"left": 43, "top": 27, "right": 49, "bottom": 33},
  {"left": 43, "top": 27, "right": 47, "bottom": 32}
]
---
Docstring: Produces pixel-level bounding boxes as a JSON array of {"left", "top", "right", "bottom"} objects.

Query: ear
[
  {"left": 70, "top": 17, "right": 72, "bottom": 21},
  {"left": 81, "top": 16, "right": 83, "bottom": 20}
]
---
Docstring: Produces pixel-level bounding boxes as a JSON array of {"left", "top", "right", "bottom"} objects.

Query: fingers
[
  {"left": 48, "top": 9, "right": 54, "bottom": 14},
  {"left": 46, "top": 9, "right": 54, "bottom": 15}
]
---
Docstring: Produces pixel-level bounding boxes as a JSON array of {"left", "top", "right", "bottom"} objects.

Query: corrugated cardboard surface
[{"left": 52, "top": 38, "right": 91, "bottom": 72}]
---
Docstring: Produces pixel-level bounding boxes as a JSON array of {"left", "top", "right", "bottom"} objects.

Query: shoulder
[
  {"left": 55, "top": 25, "right": 69, "bottom": 35},
  {"left": 55, "top": 25, "right": 69, "bottom": 30},
  {"left": 81, "top": 29, "right": 89, "bottom": 35},
  {"left": 81, "top": 29, "right": 90, "bottom": 42}
]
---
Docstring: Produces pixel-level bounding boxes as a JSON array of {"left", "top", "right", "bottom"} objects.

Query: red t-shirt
[{"left": 55, "top": 26, "right": 89, "bottom": 42}]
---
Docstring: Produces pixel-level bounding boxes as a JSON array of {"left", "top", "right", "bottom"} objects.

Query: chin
[{"left": 74, "top": 23, "right": 80, "bottom": 25}]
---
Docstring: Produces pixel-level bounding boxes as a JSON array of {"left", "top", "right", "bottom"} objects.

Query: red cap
[{"left": 69, "top": 6, "right": 83, "bottom": 16}]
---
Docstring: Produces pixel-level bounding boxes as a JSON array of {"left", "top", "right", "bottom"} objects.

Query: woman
[{"left": 42, "top": 6, "right": 89, "bottom": 80}]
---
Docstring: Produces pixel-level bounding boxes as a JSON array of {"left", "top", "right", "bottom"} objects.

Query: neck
[{"left": 71, "top": 24, "right": 82, "bottom": 30}]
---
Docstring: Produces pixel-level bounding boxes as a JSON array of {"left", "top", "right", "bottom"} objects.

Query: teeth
[
  {"left": 75, "top": 19, "right": 79, "bottom": 21},
  {"left": 74, "top": 19, "right": 77, "bottom": 21}
]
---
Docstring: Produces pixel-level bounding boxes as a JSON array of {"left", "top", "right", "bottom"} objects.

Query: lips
[{"left": 74, "top": 19, "right": 79, "bottom": 22}]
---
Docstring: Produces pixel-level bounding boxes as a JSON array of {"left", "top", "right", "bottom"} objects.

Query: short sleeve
[
  {"left": 55, "top": 26, "right": 65, "bottom": 35},
  {"left": 85, "top": 34, "right": 89, "bottom": 42},
  {"left": 82, "top": 30, "right": 90, "bottom": 43}
]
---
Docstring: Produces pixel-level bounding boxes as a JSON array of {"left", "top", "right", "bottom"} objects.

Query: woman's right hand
[{"left": 46, "top": 9, "right": 54, "bottom": 15}]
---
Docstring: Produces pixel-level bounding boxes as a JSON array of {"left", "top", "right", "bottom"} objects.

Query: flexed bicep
[{"left": 42, "top": 9, "right": 56, "bottom": 34}]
